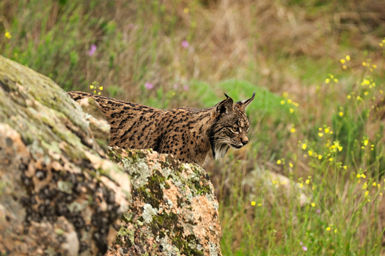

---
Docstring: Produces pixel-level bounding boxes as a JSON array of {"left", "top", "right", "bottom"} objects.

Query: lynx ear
[
  {"left": 211, "top": 94, "right": 234, "bottom": 119},
  {"left": 234, "top": 92, "right": 255, "bottom": 112}
]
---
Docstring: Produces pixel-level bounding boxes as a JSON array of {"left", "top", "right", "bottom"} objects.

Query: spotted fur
[{"left": 68, "top": 91, "right": 255, "bottom": 165}]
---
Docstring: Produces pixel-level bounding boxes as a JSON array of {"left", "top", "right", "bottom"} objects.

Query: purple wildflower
[
  {"left": 181, "top": 40, "right": 189, "bottom": 48},
  {"left": 173, "top": 84, "right": 179, "bottom": 89},
  {"left": 316, "top": 209, "right": 321, "bottom": 214},
  {"left": 183, "top": 85, "right": 189, "bottom": 91},
  {"left": 88, "top": 44, "right": 97, "bottom": 56},
  {"left": 145, "top": 82, "right": 154, "bottom": 90},
  {"left": 300, "top": 241, "right": 303, "bottom": 245},
  {"left": 302, "top": 246, "right": 308, "bottom": 251}
]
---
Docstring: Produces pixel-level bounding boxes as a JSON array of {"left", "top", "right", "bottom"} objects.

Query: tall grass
[{"left": 1, "top": 0, "right": 385, "bottom": 254}]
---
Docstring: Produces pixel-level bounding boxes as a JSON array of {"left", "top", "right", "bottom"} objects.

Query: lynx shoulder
[{"left": 68, "top": 91, "right": 255, "bottom": 165}]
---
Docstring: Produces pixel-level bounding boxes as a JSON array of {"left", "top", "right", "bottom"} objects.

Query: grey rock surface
[{"left": 0, "top": 55, "right": 131, "bottom": 255}]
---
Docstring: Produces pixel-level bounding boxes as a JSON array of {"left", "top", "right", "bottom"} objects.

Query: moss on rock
[
  {"left": 0, "top": 55, "right": 130, "bottom": 255},
  {"left": 107, "top": 148, "right": 222, "bottom": 256}
]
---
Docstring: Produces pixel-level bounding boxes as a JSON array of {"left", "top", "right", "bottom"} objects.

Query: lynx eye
[{"left": 231, "top": 127, "right": 238, "bottom": 132}]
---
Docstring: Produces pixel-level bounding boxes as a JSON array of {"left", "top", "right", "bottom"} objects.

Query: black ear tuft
[{"left": 224, "top": 93, "right": 230, "bottom": 99}]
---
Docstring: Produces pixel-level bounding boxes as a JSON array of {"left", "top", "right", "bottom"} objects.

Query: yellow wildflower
[
  {"left": 346, "top": 55, "right": 350, "bottom": 61},
  {"left": 282, "top": 92, "right": 289, "bottom": 98},
  {"left": 302, "top": 143, "right": 307, "bottom": 150},
  {"left": 357, "top": 174, "right": 361, "bottom": 178},
  {"left": 258, "top": 203, "right": 262, "bottom": 206},
  {"left": 280, "top": 100, "right": 285, "bottom": 105},
  {"left": 290, "top": 128, "right": 296, "bottom": 133},
  {"left": 183, "top": 8, "right": 189, "bottom": 13},
  {"left": 340, "top": 59, "right": 345, "bottom": 64},
  {"left": 318, "top": 133, "right": 324, "bottom": 137},
  {"left": 90, "top": 85, "right": 94, "bottom": 89},
  {"left": 380, "top": 43, "right": 384, "bottom": 47},
  {"left": 362, "top": 62, "right": 366, "bottom": 66},
  {"left": 308, "top": 151, "right": 313, "bottom": 156},
  {"left": 277, "top": 159, "right": 281, "bottom": 165},
  {"left": 326, "top": 227, "right": 331, "bottom": 231},
  {"left": 325, "top": 128, "right": 330, "bottom": 133},
  {"left": 94, "top": 90, "right": 96, "bottom": 94},
  {"left": 299, "top": 183, "right": 304, "bottom": 188},
  {"left": 287, "top": 99, "right": 292, "bottom": 104},
  {"left": 373, "top": 64, "right": 377, "bottom": 69},
  {"left": 325, "top": 78, "right": 330, "bottom": 84},
  {"left": 364, "top": 139, "right": 369, "bottom": 146},
  {"left": 251, "top": 201, "right": 256, "bottom": 206},
  {"left": 339, "top": 112, "right": 344, "bottom": 117},
  {"left": 372, "top": 182, "right": 377, "bottom": 187},
  {"left": 289, "top": 108, "right": 294, "bottom": 113},
  {"left": 99, "top": 86, "right": 103, "bottom": 90},
  {"left": 318, "top": 155, "right": 322, "bottom": 160},
  {"left": 365, "top": 190, "right": 369, "bottom": 196},
  {"left": 343, "top": 166, "right": 347, "bottom": 170},
  {"left": 98, "top": 92, "right": 101, "bottom": 95},
  {"left": 362, "top": 174, "right": 366, "bottom": 179},
  {"left": 311, "top": 202, "right": 315, "bottom": 207},
  {"left": 4, "top": 31, "right": 11, "bottom": 39},
  {"left": 329, "top": 158, "right": 333, "bottom": 162},
  {"left": 334, "top": 229, "right": 337, "bottom": 233},
  {"left": 347, "top": 95, "right": 351, "bottom": 99},
  {"left": 289, "top": 162, "right": 293, "bottom": 168},
  {"left": 306, "top": 179, "right": 310, "bottom": 184},
  {"left": 334, "top": 78, "right": 338, "bottom": 83},
  {"left": 342, "top": 65, "right": 347, "bottom": 70}
]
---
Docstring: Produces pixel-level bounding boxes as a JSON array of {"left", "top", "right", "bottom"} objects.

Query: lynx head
[{"left": 209, "top": 92, "right": 255, "bottom": 160}]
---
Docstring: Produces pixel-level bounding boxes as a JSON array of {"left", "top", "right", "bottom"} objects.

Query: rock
[
  {"left": 0, "top": 55, "right": 131, "bottom": 255},
  {"left": 243, "top": 168, "right": 311, "bottom": 207},
  {"left": 106, "top": 147, "right": 222, "bottom": 256}
]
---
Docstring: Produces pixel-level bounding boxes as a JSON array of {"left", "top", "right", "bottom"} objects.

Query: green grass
[{"left": 1, "top": 0, "right": 385, "bottom": 254}]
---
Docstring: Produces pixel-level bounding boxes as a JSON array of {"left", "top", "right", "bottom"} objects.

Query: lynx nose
[{"left": 241, "top": 137, "right": 249, "bottom": 145}]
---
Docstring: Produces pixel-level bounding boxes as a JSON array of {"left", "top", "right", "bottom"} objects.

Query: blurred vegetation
[{"left": 1, "top": 0, "right": 385, "bottom": 255}]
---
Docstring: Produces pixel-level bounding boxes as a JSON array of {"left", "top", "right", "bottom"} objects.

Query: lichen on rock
[
  {"left": 0, "top": 55, "right": 130, "bottom": 255},
  {"left": 107, "top": 148, "right": 222, "bottom": 256}
]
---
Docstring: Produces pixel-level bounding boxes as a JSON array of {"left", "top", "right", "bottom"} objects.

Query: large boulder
[
  {"left": 0, "top": 55, "right": 131, "bottom": 255},
  {"left": 107, "top": 148, "right": 222, "bottom": 256}
]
